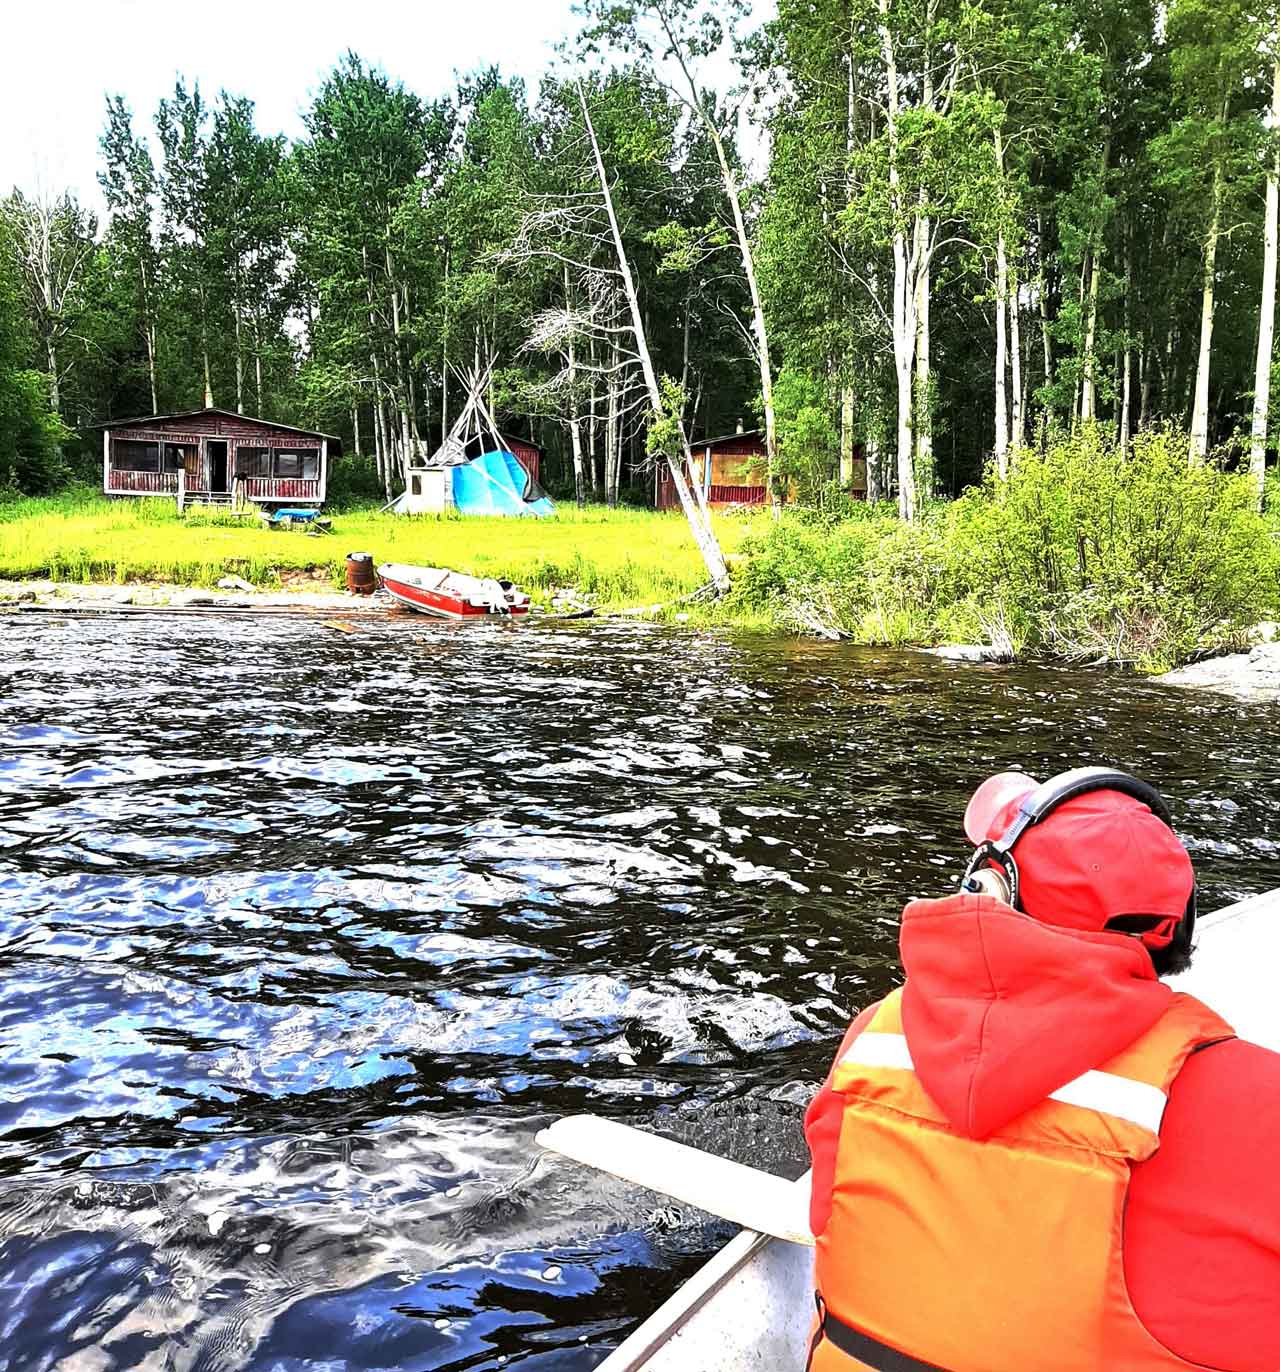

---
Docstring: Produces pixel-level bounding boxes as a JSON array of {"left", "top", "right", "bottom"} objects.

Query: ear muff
[{"left": 961, "top": 766, "right": 1196, "bottom": 952}]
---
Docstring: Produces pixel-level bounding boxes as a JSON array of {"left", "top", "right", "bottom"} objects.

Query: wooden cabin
[
  {"left": 656, "top": 428, "right": 769, "bottom": 511},
  {"left": 655, "top": 426, "right": 869, "bottom": 510},
  {"left": 99, "top": 409, "right": 340, "bottom": 508}
]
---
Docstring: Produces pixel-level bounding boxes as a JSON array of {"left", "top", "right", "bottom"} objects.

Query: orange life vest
[{"left": 809, "top": 986, "right": 1234, "bottom": 1372}]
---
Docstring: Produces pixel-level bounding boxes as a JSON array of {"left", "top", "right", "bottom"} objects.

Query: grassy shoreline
[{"left": 0, "top": 491, "right": 762, "bottom": 612}]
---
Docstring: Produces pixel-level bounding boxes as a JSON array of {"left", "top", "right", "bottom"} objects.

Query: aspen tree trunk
[
  {"left": 140, "top": 254, "right": 158, "bottom": 413},
  {"left": 565, "top": 266, "right": 586, "bottom": 507},
  {"left": 373, "top": 391, "right": 388, "bottom": 498},
  {"left": 146, "top": 323, "right": 158, "bottom": 414},
  {"left": 1010, "top": 274, "right": 1024, "bottom": 450},
  {"left": 1120, "top": 237, "right": 1133, "bottom": 449},
  {"left": 994, "top": 230, "right": 1009, "bottom": 475},
  {"left": 1015, "top": 289, "right": 1026, "bottom": 450},
  {"left": 578, "top": 81, "right": 728, "bottom": 586},
  {"left": 1039, "top": 280, "right": 1053, "bottom": 388},
  {"left": 841, "top": 48, "right": 857, "bottom": 490},
  {"left": 1079, "top": 137, "right": 1109, "bottom": 425},
  {"left": 1162, "top": 320, "right": 1176, "bottom": 415},
  {"left": 1080, "top": 249, "right": 1102, "bottom": 422},
  {"left": 913, "top": 7, "right": 935, "bottom": 495},
  {"left": 655, "top": 7, "right": 777, "bottom": 508},
  {"left": 588, "top": 347, "right": 601, "bottom": 498},
  {"left": 841, "top": 385, "right": 855, "bottom": 485},
  {"left": 1190, "top": 150, "right": 1225, "bottom": 463},
  {"left": 915, "top": 236, "right": 932, "bottom": 494},
  {"left": 866, "top": 436, "right": 882, "bottom": 503},
  {"left": 353, "top": 405, "right": 361, "bottom": 460},
  {"left": 233, "top": 302, "right": 244, "bottom": 414},
  {"left": 199, "top": 283, "right": 213, "bottom": 408},
  {"left": 1139, "top": 344, "right": 1152, "bottom": 430},
  {"left": 878, "top": 0, "right": 917, "bottom": 520},
  {"left": 386, "top": 240, "right": 413, "bottom": 472},
  {"left": 1035, "top": 211, "right": 1053, "bottom": 392},
  {"left": 46, "top": 341, "right": 60, "bottom": 416},
  {"left": 606, "top": 346, "right": 619, "bottom": 509},
  {"left": 1250, "top": 55, "right": 1280, "bottom": 503},
  {"left": 441, "top": 248, "right": 450, "bottom": 440}
]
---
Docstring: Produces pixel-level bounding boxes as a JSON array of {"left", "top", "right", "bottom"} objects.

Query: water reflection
[{"left": 1, "top": 615, "right": 1276, "bottom": 1368}]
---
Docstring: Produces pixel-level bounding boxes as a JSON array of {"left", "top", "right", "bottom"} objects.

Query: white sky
[
  {"left": 1, "top": 0, "right": 579, "bottom": 211},
  {"left": 2, "top": 0, "right": 775, "bottom": 216}
]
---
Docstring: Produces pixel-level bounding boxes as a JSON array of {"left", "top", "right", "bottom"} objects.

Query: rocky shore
[
  {"left": 0, "top": 578, "right": 389, "bottom": 615},
  {"left": 1154, "top": 635, "right": 1280, "bottom": 702}
]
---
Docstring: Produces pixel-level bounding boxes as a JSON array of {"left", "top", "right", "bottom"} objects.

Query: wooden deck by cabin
[{"left": 98, "top": 409, "right": 340, "bottom": 507}]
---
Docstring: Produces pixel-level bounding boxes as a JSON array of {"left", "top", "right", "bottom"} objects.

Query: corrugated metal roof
[
  {"left": 93, "top": 408, "right": 342, "bottom": 449},
  {"left": 695, "top": 429, "right": 764, "bottom": 448}
]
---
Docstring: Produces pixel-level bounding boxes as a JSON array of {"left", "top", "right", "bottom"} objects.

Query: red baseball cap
[{"left": 963, "top": 771, "right": 1193, "bottom": 947}]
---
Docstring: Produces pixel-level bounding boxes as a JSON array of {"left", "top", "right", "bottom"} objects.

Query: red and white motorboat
[{"left": 377, "top": 563, "right": 531, "bottom": 619}]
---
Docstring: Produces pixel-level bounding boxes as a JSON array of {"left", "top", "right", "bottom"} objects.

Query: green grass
[{"left": 0, "top": 489, "right": 762, "bottom": 610}]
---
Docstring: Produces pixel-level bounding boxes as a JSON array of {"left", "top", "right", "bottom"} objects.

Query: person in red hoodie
[{"left": 804, "top": 766, "right": 1280, "bottom": 1372}]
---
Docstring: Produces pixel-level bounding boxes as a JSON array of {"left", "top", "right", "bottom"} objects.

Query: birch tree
[
  {"left": 1156, "top": 0, "right": 1262, "bottom": 462},
  {"left": 2, "top": 191, "right": 97, "bottom": 420},
  {"left": 1252, "top": 35, "right": 1280, "bottom": 501},
  {"left": 580, "top": 0, "right": 780, "bottom": 505},
  {"left": 504, "top": 80, "right": 729, "bottom": 585}
]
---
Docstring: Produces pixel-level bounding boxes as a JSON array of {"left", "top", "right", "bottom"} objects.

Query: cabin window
[
  {"left": 164, "top": 443, "right": 196, "bottom": 472},
  {"left": 236, "top": 446, "right": 271, "bottom": 478},
  {"left": 113, "top": 439, "right": 161, "bottom": 472},
  {"left": 274, "top": 448, "right": 319, "bottom": 480}
]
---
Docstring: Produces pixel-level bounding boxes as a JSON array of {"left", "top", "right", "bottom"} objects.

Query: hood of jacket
[{"left": 898, "top": 892, "right": 1173, "bottom": 1140}]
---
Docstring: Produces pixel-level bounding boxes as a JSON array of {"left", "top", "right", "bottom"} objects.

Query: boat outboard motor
[{"left": 960, "top": 765, "right": 1197, "bottom": 961}]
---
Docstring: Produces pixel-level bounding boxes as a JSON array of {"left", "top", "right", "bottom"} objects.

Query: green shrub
[
  {"left": 738, "top": 426, "right": 1280, "bottom": 669},
  {"left": 937, "top": 427, "right": 1278, "bottom": 669}
]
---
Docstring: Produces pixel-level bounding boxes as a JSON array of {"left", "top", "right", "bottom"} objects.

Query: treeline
[{"left": 0, "top": 0, "right": 1276, "bottom": 514}]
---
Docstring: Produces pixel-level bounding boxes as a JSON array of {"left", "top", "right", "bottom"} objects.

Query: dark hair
[
  {"left": 1149, "top": 938, "right": 1193, "bottom": 978},
  {"left": 1106, "top": 914, "right": 1193, "bottom": 978}
]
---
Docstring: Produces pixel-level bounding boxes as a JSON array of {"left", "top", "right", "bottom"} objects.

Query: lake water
[{"left": 1, "top": 614, "right": 1277, "bottom": 1370}]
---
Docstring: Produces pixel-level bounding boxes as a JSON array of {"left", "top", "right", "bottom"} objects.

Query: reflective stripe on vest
[{"left": 839, "top": 1030, "right": 1168, "bottom": 1135}]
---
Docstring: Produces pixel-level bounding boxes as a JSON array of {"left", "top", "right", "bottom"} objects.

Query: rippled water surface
[{"left": 2, "top": 613, "right": 1278, "bottom": 1370}]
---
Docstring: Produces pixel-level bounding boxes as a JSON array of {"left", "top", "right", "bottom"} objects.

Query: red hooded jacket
[{"left": 806, "top": 894, "right": 1280, "bottom": 1372}]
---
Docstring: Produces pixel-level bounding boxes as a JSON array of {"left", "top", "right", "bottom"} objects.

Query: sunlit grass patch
[{"left": 0, "top": 489, "right": 765, "bottom": 610}]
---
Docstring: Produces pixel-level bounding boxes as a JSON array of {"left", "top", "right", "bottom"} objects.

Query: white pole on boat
[{"left": 535, "top": 1115, "right": 813, "bottom": 1245}]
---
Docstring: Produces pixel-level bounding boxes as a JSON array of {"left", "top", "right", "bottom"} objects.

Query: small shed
[
  {"left": 98, "top": 409, "right": 340, "bottom": 507},
  {"left": 464, "top": 432, "right": 543, "bottom": 486},
  {"left": 656, "top": 428, "right": 769, "bottom": 512},
  {"left": 655, "top": 426, "right": 870, "bottom": 509}
]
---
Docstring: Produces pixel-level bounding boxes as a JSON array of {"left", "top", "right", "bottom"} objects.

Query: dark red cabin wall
[{"left": 506, "top": 439, "right": 541, "bottom": 485}]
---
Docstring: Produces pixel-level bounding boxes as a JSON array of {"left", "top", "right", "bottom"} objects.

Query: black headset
[{"left": 960, "top": 765, "right": 1196, "bottom": 958}]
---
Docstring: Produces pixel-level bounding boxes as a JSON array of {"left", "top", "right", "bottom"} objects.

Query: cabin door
[{"left": 207, "top": 440, "right": 229, "bottom": 493}]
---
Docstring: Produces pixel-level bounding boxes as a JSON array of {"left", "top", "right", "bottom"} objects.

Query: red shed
[
  {"left": 98, "top": 409, "right": 340, "bottom": 507},
  {"left": 464, "top": 432, "right": 542, "bottom": 486},
  {"left": 655, "top": 428, "right": 770, "bottom": 511},
  {"left": 656, "top": 426, "right": 869, "bottom": 509}
]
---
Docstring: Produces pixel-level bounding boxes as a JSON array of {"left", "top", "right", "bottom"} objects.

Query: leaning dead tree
[{"left": 499, "top": 84, "right": 729, "bottom": 590}]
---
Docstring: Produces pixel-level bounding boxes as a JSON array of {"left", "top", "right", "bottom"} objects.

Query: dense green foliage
[
  {"left": 737, "top": 428, "right": 1280, "bottom": 669},
  {"left": 0, "top": 0, "right": 1273, "bottom": 507}
]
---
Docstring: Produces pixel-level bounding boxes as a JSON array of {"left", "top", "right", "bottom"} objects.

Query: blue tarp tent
[{"left": 451, "top": 450, "right": 555, "bottom": 517}]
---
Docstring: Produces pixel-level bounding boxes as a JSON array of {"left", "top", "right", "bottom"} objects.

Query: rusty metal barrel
[{"left": 345, "top": 551, "right": 376, "bottom": 596}]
